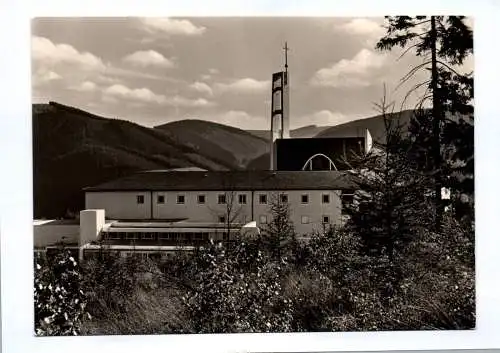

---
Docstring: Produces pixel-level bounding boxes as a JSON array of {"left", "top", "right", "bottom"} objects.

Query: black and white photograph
[{"left": 31, "top": 16, "right": 475, "bottom": 336}]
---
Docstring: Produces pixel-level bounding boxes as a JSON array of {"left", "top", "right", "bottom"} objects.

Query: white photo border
[{"left": 1, "top": 1, "right": 498, "bottom": 352}]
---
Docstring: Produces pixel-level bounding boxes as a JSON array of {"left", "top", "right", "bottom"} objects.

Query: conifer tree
[
  {"left": 261, "top": 192, "right": 297, "bottom": 261},
  {"left": 344, "top": 92, "right": 433, "bottom": 259},
  {"left": 376, "top": 16, "right": 474, "bottom": 229}
]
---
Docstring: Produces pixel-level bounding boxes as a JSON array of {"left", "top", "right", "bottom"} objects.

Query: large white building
[
  {"left": 84, "top": 170, "right": 356, "bottom": 236},
  {"left": 33, "top": 170, "right": 356, "bottom": 261}
]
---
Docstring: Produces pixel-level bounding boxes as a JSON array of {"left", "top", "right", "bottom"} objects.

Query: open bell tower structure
[{"left": 269, "top": 41, "right": 291, "bottom": 170}]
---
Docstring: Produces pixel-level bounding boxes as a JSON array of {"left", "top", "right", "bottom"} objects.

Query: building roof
[{"left": 84, "top": 170, "right": 357, "bottom": 192}]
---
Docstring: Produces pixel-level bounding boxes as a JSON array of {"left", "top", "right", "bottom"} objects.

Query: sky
[{"left": 31, "top": 17, "right": 474, "bottom": 130}]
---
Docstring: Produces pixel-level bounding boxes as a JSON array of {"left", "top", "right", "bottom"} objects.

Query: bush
[
  {"left": 80, "top": 252, "right": 192, "bottom": 335},
  {"left": 284, "top": 218, "right": 475, "bottom": 331},
  {"left": 34, "top": 249, "right": 89, "bottom": 336},
  {"left": 34, "top": 214, "right": 474, "bottom": 334},
  {"left": 184, "top": 239, "right": 294, "bottom": 333}
]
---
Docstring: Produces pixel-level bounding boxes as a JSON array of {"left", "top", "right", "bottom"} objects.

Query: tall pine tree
[
  {"left": 376, "top": 16, "right": 474, "bottom": 229},
  {"left": 344, "top": 92, "right": 434, "bottom": 260}
]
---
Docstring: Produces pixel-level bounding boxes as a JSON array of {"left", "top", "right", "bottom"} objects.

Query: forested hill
[{"left": 33, "top": 102, "right": 267, "bottom": 218}]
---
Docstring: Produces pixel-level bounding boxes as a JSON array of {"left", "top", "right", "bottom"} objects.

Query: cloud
[
  {"left": 31, "top": 36, "right": 181, "bottom": 88},
  {"left": 215, "top": 78, "right": 270, "bottom": 94},
  {"left": 32, "top": 36, "right": 106, "bottom": 71},
  {"left": 189, "top": 81, "right": 213, "bottom": 96},
  {"left": 102, "top": 83, "right": 215, "bottom": 107},
  {"left": 103, "top": 84, "right": 166, "bottom": 104},
  {"left": 296, "top": 110, "right": 352, "bottom": 127},
  {"left": 195, "top": 110, "right": 266, "bottom": 130},
  {"left": 168, "top": 95, "right": 216, "bottom": 108},
  {"left": 33, "top": 70, "right": 62, "bottom": 85},
  {"left": 70, "top": 81, "right": 98, "bottom": 92},
  {"left": 219, "top": 110, "right": 266, "bottom": 129},
  {"left": 200, "top": 68, "right": 220, "bottom": 81},
  {"left": 139, "top": 18, "right": 206, "bottom": 36},
  {"left": 107, "top": 67, "right": 181, "bottom": 82},
  {"left": 310, "top": 48, "right": 387, "bottom": 88},
  {"left": 336, "top": 18, "right": 384, "bottom": 37},
  {"left": 122, "top": 50, "right": 175, "bottom": 68}
]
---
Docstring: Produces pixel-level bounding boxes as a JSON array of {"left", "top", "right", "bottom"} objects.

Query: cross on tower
[{"left": 283, "top": 41, "right": 290, "bottom": 72}]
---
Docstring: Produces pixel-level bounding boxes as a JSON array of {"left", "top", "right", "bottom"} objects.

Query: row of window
[
  {"left": 82, "top": 251, "right": 178, "bottom": 262},
  {"left": 136, "top": 193, "right": 333, "bottom": 205},
  {"left": 257, "top": 214, "right": 331, "bottom": 224},
  {"left": 102, "top": 231, "right": 222, "bottom": 241}
]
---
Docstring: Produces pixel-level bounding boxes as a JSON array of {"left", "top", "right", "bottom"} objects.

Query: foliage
[
  {"left": 261, "top": 192, "right": 298, "bottom": 260},
  {"left": 284, "top": 216, "right": 475, "bottom": 331},
  {"left": 35, "top": 216, "right": 474, "bottom": 335},
  {"left": 184, "top": 239, "right": 294, "bottom": 333},
  {"left": 376, "top": 16, "right": 474, "bottom": 230},
  {"left": 80, "top": 252, "right": 192, "bottom": 335},
  {"left": 34, "top": 249, "right": 89, "bottom": 336},
  {"left": 343, "top": 96, "right": 434, "bottom": 258}
]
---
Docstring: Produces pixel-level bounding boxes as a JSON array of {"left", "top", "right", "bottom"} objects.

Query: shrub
[
  {"left": 184, "top": 240, "right": 294, "bottom": 333},
  {"left": 80, "top": 252, "right": 192, "bottom": 335},
  {"left": 34, "top": 249, "right": 89, "bottom": 336}
]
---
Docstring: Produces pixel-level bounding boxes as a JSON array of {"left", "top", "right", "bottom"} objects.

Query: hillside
[
  {"left": 316, "top": 110, "right": 416, "bottom": 143},
  {"left": 247, "top": 110, "right": 418, "bottom": 170},
  {"left": 290, "top": 125, "right": 332, "bottom": 138},
  {"left": 155, "top": 119, "right": 269, "bottom": 169},
  {"left": 33, "top": 102, "right": 243, "bottom": 218},
  {"left": 247, "top": 125, "right": 331, "bottom": 140}
]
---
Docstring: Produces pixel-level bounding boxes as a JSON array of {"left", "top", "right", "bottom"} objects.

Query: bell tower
[{"left": 270, "top": 42, "right": 291, "bottom": 170}]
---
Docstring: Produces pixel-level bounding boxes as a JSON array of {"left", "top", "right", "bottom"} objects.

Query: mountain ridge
[{"left": 33, "top": 102, "right": 267, "bottom": 218}]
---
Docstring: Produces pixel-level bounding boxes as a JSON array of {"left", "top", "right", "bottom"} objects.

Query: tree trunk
[{"left": 430, "top": 16, "right": 443, "bottom": 232}]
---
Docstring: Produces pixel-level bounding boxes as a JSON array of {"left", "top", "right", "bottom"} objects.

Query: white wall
[
  {"left": 33, "top": 223, "right": 79, "bottom": 248},
  {"left": 79, "top": 209, "right": 105, "bottom": 246},
  {"left": 252, "top": 190, "right": 342, "bottom": 235},
  {"left": 152, "top": 191, "right": 251, "bottom": 223},
  {"left": 86, "top": 189, "right": 343, "bottom": 236},
  {"left": 86, "top": 191, "right": 152, "bottom": 219}
]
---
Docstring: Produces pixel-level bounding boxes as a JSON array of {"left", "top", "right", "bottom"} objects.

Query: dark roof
[{"left": 84, "top": 170, "right": 357, "bottom": 192}]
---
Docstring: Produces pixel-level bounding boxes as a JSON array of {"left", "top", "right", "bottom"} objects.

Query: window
[
  {"left": 126, "top": 233, "right": 138, "bottom": 240},
  {"left": 341, "top": 191, "right": 355, "bottom": 214},
  {"left": 177, "top": 194, "right": 185, "bottom": 204},
  {"left": 194, "top": 233, "right": 203, "bottom": 241},
  {"left": 259, "top": 215, "right": 268, "bottom": 224},
  {"left": 137, "top": 195, "right": 144, "bottom": 204},
  {"left": 218, "top": 194, "right": 226, "bottom": 204},
  {"left": 301, "top": 194, "right": 309, "bottom": 204},
  {"left": 301, "top": 216, "right": 310, "bottom": 224},
  {"left": 238, "top": 194, "right": 247, "bottom": 204},
  {"left": 197, "top": 194, "right": 206, "bottom": 204},
  {"left": 280, "top": 193, "right": 288, "bottom": 203},
  {"left": 157, "top": 195, "right": 165, "bottom": 204},
  {"left": 322, "top": 215, "right": 330, "bottom": 224},
  {"left": 259, "top": 194, "right": 267, "bottom": 204},
  {"left": 142, "top": 233, "right": 153, "bottom": 240},
  {"left": 109, "top": 232, "right": 120, "bottom": 240},
  {"left": 219, "top": 216, "right": 226, "bottom": 223},
  {"left": 322, "top": 194, "right": 330, "bottom": 204}
]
